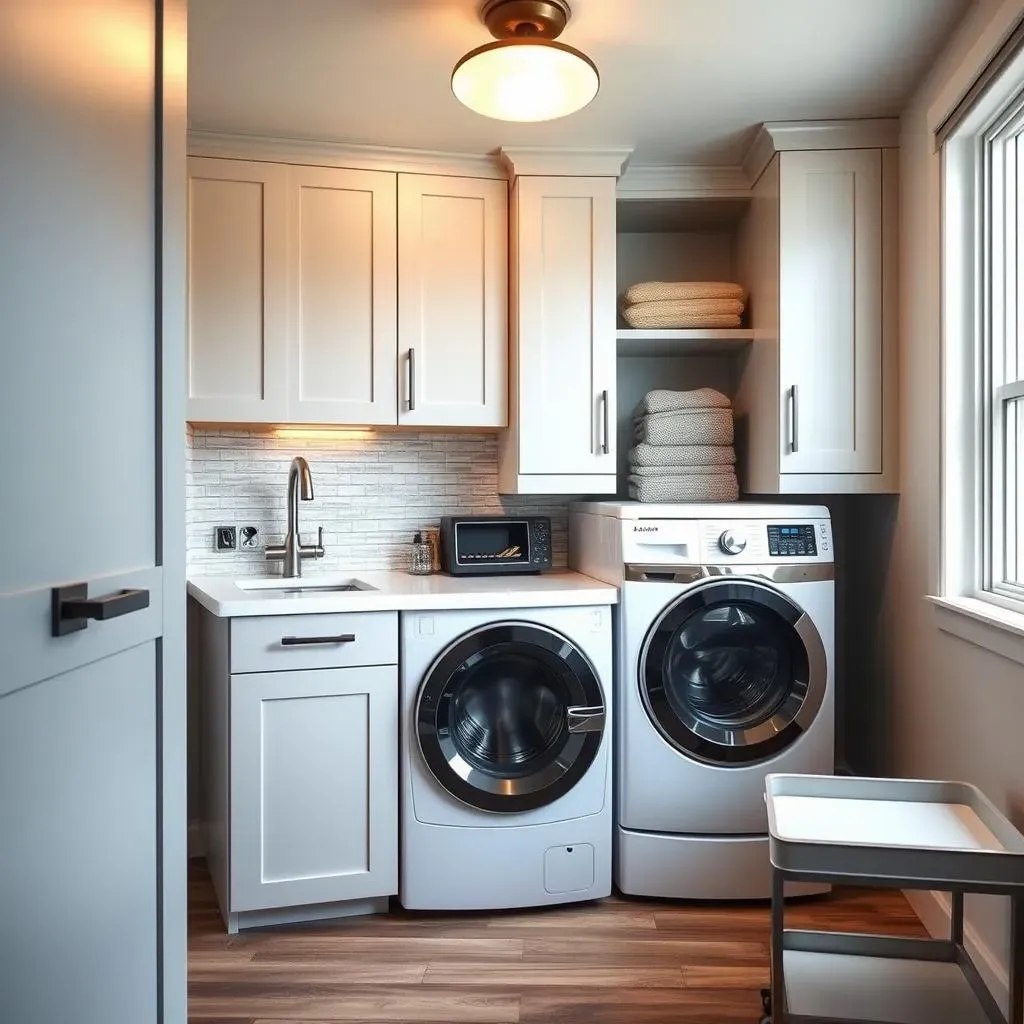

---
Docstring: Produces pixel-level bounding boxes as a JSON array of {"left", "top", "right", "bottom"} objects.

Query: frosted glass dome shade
[{"left": 451, "top": 38, "right": 599, "bottom": 122}]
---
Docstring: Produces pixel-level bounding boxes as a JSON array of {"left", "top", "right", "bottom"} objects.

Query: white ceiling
[{"left": 188, "top": 0, "right": 971, "bottom": 166}]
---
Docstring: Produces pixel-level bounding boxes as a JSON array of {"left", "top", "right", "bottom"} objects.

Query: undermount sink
[{"left": 235, "top": 577, "right": 377, "bottom": 595}]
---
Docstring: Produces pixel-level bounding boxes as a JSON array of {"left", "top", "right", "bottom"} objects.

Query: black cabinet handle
[
  {"left": 280, "top": 633, "right": 356, "bottom": 647},
  {"left": 51, "top": 583, "right": 150, "bottom": 637}
]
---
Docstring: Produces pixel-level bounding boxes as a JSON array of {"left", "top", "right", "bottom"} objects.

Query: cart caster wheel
[{"left": 760, "top": 987, "right": 772, "bottom": 1015}]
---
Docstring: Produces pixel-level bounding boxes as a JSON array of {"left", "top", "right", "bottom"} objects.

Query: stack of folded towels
[
  {"left": 629, "top": 388, "right": 739, "bottom": 503},
  {"left": 621, "top": 281, "right": 746, "bottom": 329}
]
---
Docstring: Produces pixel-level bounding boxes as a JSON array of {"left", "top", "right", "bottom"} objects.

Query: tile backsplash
[{"left": 187, "top": 428, "right": 572, "bottom": 576}]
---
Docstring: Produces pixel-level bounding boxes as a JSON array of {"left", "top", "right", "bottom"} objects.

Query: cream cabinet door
[
  {"left": 779, "top": 149, "right": 883, "bottom": 475},
  {"left": 397, "top": 174, "right": 508, "bottom": 428},
  {"left": 229, "top": 665, "right": 398, "bottom": 913},
  {"left": 510, "top": 176, "right": 617, "bottom": 486},
  {"left": 187, "top": 157, "right": 288, "bottom": 423},
  {"left": 287, "top": 166, "right": 398, "bottom": 424}
]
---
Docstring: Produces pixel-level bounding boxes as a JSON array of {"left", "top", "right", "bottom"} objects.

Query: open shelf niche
[{"left": 614, "top": 195, "right": 755, "bottom": 493}]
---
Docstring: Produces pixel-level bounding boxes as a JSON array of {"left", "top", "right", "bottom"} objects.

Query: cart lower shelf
[{"left": 782, "top": 949, "right": 992, "bottom": 1024}]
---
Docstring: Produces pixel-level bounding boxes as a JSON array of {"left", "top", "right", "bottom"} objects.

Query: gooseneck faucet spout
[{"left": 266, "top": 456, "right": 325, "bottom": 578}]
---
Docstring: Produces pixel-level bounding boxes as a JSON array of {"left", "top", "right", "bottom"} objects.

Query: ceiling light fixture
[{"left": 451, "top": 0, "right": 598, "bottom": 123}]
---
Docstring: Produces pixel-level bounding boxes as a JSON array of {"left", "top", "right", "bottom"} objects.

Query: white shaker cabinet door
[
  {"left": 187, "top": 157, "right": 289, "bottom": 423},
  {"left": 229, "top": 665, "right": 398, "bottom": 912},
  {"left": 287, "top": 165, "right": 398, "bottom": 425},
  {"left": 779, "top": 149, "right": 883, "bottom": 475},
  {"left": 398, "top": 174, "right": 508, "bottom": 428},
  {"left": 512, "top": 176, "right": 617, "bottom": 482}
]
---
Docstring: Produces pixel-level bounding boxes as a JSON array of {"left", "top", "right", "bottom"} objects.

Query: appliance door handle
[
  {"left": 788, "top": 384, "right": 799, "bottom": 453},
  {"left": 52, "top": 583, "right": 150, "bottom": 637},
  {"left": 407, "top": 347, "right": 416, "bottom": 412},
  {"left": 280, "top": 633, "right": 356, "bottom": 647},
  {"left": 600, "top": 389, "right": 610, "bottom": 455},
  {"left": 567, "top": 705, "right": 605, "bottom": 733}
]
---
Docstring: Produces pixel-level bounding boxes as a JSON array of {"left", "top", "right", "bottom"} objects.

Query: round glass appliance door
[
  {"left": 416, "top": 622, "right": 606, "bottom": 813},
  {"left": 639, "top": 580, "right": 827, "bottom": 766}
]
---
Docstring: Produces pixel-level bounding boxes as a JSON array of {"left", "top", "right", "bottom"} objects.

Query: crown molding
[
  {"left": 743, "top": 118, "right": 901, "bottom": 185},
  {"left": 187, "top": 131, "right": 507, "bottom": 178},
  {"left": 499, "top": 146, "right": 634, "bottom": 178},
  {"left": 617, "top": 163, "right": 750, "bottom": 199}
]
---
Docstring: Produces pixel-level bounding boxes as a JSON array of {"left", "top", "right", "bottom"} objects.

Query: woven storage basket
[
  {"left": 623, "top": 280, "right": 746, "bottom": 304},
  {"left": 622, "top": 299, "right": 743, "bottom": 329}
]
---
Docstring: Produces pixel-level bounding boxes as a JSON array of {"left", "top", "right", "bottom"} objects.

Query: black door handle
[
  {"left": 51, "top": 582, "right": 150, "bottom": 637},
  {"left": 280, "top": 633, "right": 356, "bottom": 647}
]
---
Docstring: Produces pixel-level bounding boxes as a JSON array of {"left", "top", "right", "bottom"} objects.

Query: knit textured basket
[
  {"left": 621, "top": 298, "right": 744, "bottom": 330},
  {"left": 623, "top": 280, "right": 746, "bottom": 304}
]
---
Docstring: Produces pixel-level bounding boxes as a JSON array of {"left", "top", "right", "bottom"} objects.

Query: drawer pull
[{"left": 280, "top": 633, "right": 356, "bottom": 647}]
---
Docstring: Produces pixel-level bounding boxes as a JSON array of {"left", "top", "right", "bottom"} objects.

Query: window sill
[{"left": 926, "top": 594, "right": 1024, "bottom": 667}]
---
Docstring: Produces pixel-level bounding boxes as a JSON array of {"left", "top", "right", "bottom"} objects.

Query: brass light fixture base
[{"left": 481, "top": 0, "right": 572, "bottom": 40}]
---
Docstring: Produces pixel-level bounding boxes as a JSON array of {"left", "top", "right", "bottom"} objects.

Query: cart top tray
[{"left": 765, "top": 774, "right": 1024, "bottom": 886}]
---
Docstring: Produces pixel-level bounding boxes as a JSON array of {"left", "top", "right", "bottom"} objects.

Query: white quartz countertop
[{"left": 187, "top": 570, "right": 618, "bottom": 618}]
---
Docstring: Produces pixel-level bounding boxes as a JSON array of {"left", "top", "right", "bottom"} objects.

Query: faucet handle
[{"left": 316, "top": 526, "right": 324, "bottom": 559}]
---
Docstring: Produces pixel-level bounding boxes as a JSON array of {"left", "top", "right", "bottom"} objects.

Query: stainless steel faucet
[{"left": 265, "top": 456, "right": 325, "bottom": 578}]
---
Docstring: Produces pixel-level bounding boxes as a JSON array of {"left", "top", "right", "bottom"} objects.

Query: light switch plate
[
  {"left": 215, "top": 525, "right": 237, "bottom": 551},
  {"left": 239, "top": 525, "right": 261, "bottom": 550}
]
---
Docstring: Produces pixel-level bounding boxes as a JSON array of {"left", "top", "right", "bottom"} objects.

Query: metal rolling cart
[{"left": 760, "top": 774, "right": 1024, "bottom": 1024}]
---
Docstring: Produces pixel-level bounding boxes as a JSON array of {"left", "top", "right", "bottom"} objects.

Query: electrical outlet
[
  {"left": 239, "top": 525, "right": 261, "bottom": 550},
  {"left": 215, "top": 525, "right": 237, "bottom": 551}
]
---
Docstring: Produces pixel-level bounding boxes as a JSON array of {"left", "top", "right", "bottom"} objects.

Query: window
[
  {"left": 985, "top": 98, "right": 1024, "bottom": 599},
  {"left": 942, "top": 55, "right": 1024, "bottom": 617}
]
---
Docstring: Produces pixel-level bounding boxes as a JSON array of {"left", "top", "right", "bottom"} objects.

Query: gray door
[{"left": 0, "top": 2, "right": 186, "bottom": 1022}]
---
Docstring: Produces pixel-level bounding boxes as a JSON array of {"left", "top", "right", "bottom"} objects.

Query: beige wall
[{"left": 896, "top": 0, "right": 1024, "bottom": 998}]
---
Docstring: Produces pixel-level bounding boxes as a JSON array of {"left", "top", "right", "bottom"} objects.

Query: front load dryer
[
  {"left": 570, "top": 501, "right": 835, "bottom": 900},
  {"left": 399, "top": 602, "right": 613, "bottom": 910}
]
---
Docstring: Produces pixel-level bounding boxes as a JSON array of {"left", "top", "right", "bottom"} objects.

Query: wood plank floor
[{"left": 188, "top": 858, "right": 927, "bottom": 1024}]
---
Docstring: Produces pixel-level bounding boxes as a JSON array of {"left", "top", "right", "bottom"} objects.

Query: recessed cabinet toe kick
[{"left": 198, "top": 609, "right": 398, "bottom": 933}]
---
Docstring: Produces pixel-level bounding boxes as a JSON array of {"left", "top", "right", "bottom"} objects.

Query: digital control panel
[{"left": 767, "top": 524, "right": 818, "bottom": 557}]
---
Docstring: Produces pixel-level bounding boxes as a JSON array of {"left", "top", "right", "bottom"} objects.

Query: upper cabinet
[
  {"left": 187, "top": 158, "right": 289, "bottom": 423},
  {"left": 397, "top": 174, "right": 508, "bottom": 428},
  {"left": 779, "top": 149, "right": 883, "bottom": 475},
  {"left": 186, "top": 158, "right": 508, "bottom": 428},
  {"left": 287, "top": 166, "right": 397, "bottom": 425},
  {"left": 499, "top": 176, "right": 618, "bottom": 494},
  {"left": 735, "top": 142, "right": 898, "bottom": 494}
]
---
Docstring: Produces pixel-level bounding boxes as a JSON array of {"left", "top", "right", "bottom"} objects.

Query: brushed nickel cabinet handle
[
  {"left": 789, "top": 384, "right": 799, "bottom": 453},
  {"left": 600, "top": 389, "right": 610, "bottom": 455},
  {"left": 280, "top": 633, "right": 356, "bottom": 647},
  {"left": 407, "top": 348, "right": 416, "bottom": 412}
]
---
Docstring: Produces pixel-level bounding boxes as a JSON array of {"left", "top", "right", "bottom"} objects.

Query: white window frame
[
  {"left": 984, "top": 97, "right": 1024, "bottom": 608},
  {"left": 937, "top": 49, "right": 1024, "bottom": 655}
]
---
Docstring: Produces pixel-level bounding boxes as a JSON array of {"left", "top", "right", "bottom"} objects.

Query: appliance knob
[{"left": 718, "top": 530, "right": 747, "bottom": 555}]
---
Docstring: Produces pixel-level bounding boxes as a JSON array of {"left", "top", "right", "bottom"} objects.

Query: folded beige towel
[
  {"left": 634, "top": 408, "right": 734, "bottom": 446},
  {"left": 628, "top": 464, "right": 735, "bottom": 477},
  {"left": 629, "top": 443, "right": 737, "bottom": 468},
  {"left": 623, "top": 281, "right": 746, "bottom": 305},
  {"left": 635, "top": 388, "right": 731, "bottom": 416},
  {"left": 622, "top": 298, "right": 744, "bottom": 330},
  {"left": 628, "top": 472, "right": 739, "bottom": 503}
]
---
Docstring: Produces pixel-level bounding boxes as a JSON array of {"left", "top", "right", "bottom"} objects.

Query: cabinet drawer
[{"left": 230, "top": 612, "right": 397, "bottom": 673}]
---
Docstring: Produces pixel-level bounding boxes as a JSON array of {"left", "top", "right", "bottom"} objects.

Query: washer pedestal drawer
[{"left": 615, "top": 826, "right": 828, "bottom": 900}]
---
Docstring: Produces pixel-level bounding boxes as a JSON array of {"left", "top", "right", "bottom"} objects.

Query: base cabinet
[
  {"left": 197, "top": 607, "right": 398, "bottom": 932},
  {"left": 230, "top": 665, "right": 398, "bottom": 913}
]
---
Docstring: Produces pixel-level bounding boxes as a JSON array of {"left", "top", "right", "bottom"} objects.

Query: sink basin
[{"left": 235, "top": 577, "right": 378, "bottom": 595}]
